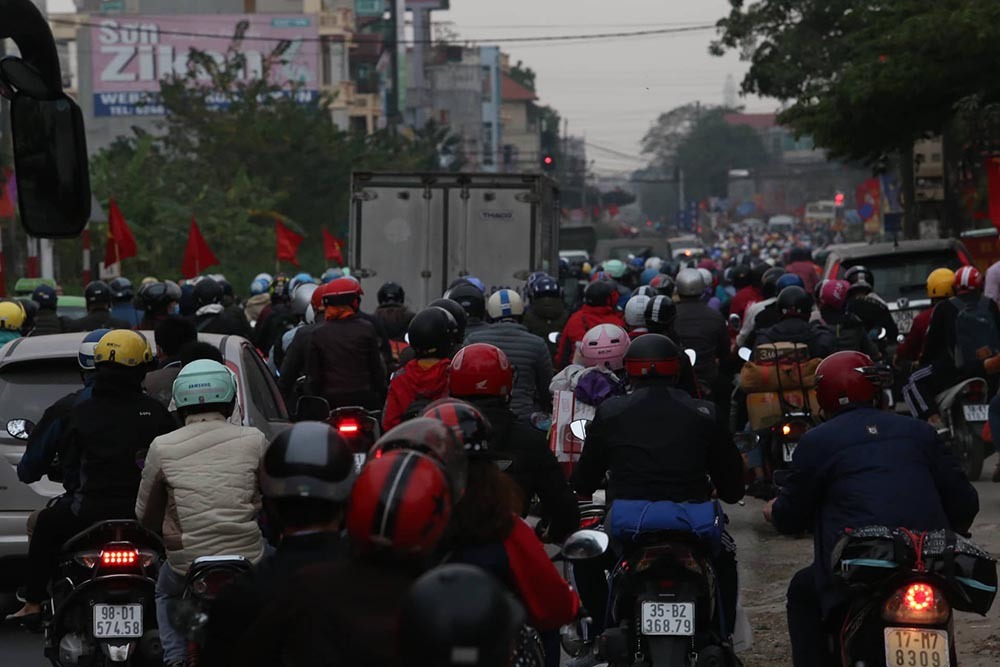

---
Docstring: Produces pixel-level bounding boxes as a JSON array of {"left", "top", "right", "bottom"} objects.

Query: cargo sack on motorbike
[
  {"left": 950, "top": 296, "right": 1000, "bottom": 374},
  {"left": 746, "top": 390, "right": 820, "bottom": 430},
  {"left": 741, "top": 342, "right": 819, "bottom": 392},
  {"left": 608, "top": 499, "right": 724, "bottom": 551}
]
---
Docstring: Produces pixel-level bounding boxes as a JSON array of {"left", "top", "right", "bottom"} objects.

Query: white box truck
[{"left": 349, "top": 172, "right": 561, "bottom": 308}]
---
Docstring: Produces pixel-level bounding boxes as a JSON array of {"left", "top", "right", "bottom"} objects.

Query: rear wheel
[{"left": 951, "top": 410, "right": 985, "bottom": 481}]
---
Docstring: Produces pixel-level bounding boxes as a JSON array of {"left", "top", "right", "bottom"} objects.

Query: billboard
[{"left": 91, "top": 14, "right": 320, "bottom": 117}]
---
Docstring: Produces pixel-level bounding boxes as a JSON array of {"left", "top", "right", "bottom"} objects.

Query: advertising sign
[{"left": 91, "top": 14, "right": 320, "bottom": 117}]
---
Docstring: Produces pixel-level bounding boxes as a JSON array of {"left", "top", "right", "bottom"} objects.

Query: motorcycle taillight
[
  {"left": 101, "top": 548, "right": 138, "bottom": 567},
  {"left": 963, "top": 382, "right": 987, "bottom": 403},
  {"left": 190, "top": 570, "right": 241, "bottom": 600},
  {"left": 580, "top": 515, "right": 603, "bottom": 530},
  {"left": 337, "top": 419, "right": 360, "bottom": 434},
  {"left": 882, "top": 582, "right": 950, "bottom": 624},
  {"left": 780, "top": 420, "right": 808, "bottom": 439}
]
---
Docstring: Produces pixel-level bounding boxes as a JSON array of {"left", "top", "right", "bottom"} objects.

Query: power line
[{"left": 584, "top": 141, "right": 646, "bottom": 162}]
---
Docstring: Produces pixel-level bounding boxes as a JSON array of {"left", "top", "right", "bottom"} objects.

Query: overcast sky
[{"left": 47, "top": 0, "right": 772, "bottom": 173}]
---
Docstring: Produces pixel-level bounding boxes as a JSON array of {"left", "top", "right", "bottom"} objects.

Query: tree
[
  {"left": 641, "top": 103, "right": 704, "bottom": 168},
  {"left": 509, "top": 61, "right": 536, "bottom": 92}
]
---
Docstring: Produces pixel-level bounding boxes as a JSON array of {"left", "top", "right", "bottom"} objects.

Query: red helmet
[
  {"left": 954, "top": 266, "right": 982, "bottom": 293},
  {"left": 322, "top": 277, "right": 363, "bottom": 309},
  {"left": 347, "top": 449, "right": 452, "bottom": 558},
  {"left": 368, "top": 417, "right": 467, "bottom": 497},
  {"left": 814, "top": 351, "right": 890, "bottom": 415},
  {"left": 422, "top": 399, "right": 493, "bottom": 457},
  {"left": 818, "top": 279, "right": 850, "bottom": 310},
  {"left": 449, "top": 343, "right": 514, "bottom": 398}
]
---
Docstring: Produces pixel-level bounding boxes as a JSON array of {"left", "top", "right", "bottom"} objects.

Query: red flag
[
  {"left": 322, "top": 227, "right": 344, "bottom": 265},
  {"left": 0, "top": 168, "right": 14, "bottom": 218},
  {"left": 104, "top": 197, "right": 138, "bottom": 266},
  {"left": 181, "top": 217, "right": 220, "bottom": 278},
  {"left": 276, "top": 220, "right": 303, "bottom": 267},
  {"left": 987, "top": 157, "right": 1000, "bottom": 232}
]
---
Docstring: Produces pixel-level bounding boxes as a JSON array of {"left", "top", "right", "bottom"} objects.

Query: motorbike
[
  {"left": 175, "top": 555, "right": 253, "bottom": 667},
  {"left": 934, "top": 377, "right": 992, "bottom": 481},
  {"left": 295, "top": 396, "right": 381, "bottom": 471},
  {"left": 44, "top": 520, "right": 164, "bottom": 667}
]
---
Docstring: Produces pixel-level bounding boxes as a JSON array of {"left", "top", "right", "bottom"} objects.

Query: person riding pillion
[{"left": 382, "top": 307, "right": 456, "bottom": 430}]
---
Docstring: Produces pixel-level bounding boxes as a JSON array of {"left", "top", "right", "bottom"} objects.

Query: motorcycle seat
[{"left": 59, "top": 519, "right": 164, "bottom": 556}]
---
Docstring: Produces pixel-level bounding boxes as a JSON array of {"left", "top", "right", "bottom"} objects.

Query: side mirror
[
  {"left": 685, "top": 348, "right": 697, "bottom": 366},
  {"left": 738, "top": 347, "right": 752, "bottom": 362},
  {"left": 728, "top": 313, "right": 742, "bottom": 331},
  {"left": 295, "top": 396, "right": 331, "bottom": 422},
  {"left": 569, "top": 419, "right": 590, "bottom": 440},
  {"left": 561, "top": 529, "right": 610, "bottom": 560},
  {"left": 404, "top": 332, "right": 410, "bottom": 344},
  {"left": 896, "top": 334, "right": 906, "bottom": 344},
  {"left": 875, "top": 327, "right": 887, "bottom": 341},
  {"left": 547, "top": 331, "right": 560, "bottom": 344}
]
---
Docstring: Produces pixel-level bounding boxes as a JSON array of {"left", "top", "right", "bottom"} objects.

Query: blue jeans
[{"left": 155, "top": 564, "right": 187, "bottom": 664}]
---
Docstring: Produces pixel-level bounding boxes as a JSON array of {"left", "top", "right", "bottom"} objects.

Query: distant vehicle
[
  {"left": 56, "top": 295, "right": 86, "bottom": 321},
  {"left": 13, "top": 277, "right": 56, "bottom": 296},
  {"left": 767, "top": 215, "right": 797, "bottom": 232},
  {"left": 592, "top": 237, "right": 672, "bottom": 265},
  {"left": 959, "top": 227, "right": 1000, "bottom": 272},
  {"left": 805, "top": 201, "right": 837, "bottom": 226},
  {"left": 559, "top": 224, "right": 598, "bottom": 256},
  {"left": 821, "top": 239, "right": 971, "bottom": 334}
]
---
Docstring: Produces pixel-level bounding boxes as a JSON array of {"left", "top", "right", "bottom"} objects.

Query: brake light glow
[
  {"left": 782, "top": 424, "right": 792, "bottom": 436},
  {"left": 101, "top": 549, "right": 138, "bottom": 566},
  {"left": 580, "top": 515, "right": 602, "bottom": 530},
  {"left": 882, "top": 581, "right": 950, "bottom": 624},
  {"left": 337, "top": 419, "right": 360, "bottom": 434},
  {"left": 904, "top": 583, "right": 934, "bottom": 612}
]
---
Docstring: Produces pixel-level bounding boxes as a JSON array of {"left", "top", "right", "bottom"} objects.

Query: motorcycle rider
[
  {"left": 254, "top": 275, "right": 294, "bottom": 353},
  {"left": 374, "top": 281, "right": 415, "bottom": 365},
  {"left": 243, "top": 274, "right": 273, "bottom": 326},
  {"left": 268, "top": 283, "right": 318, "bottom": 372},
  {"left": 623, "top": 292, "right": 651, "bottom": 338},
  {"left": 449, "top": 343, "right": 580, "bottom": 543},
  {"left": 736, "top": 267, "right": 788, "bottom": 347},
  {"left": 549, "top": 324, "right": 631, "bottom": 408},
  {"left": 523, "top": 275, "right": 569, "bottom": 353},
  {"left": 728, "top": 263, "right": 761, "bottom": 322},
  {"left": 66, "top": 281, "right": 131, "bottom": 332},
  {"left": 756, "top": 286, "right": 838, "bottom": 359},
  {"left": 843, "top": 265, "right": 899, "bottom": 344},
  {"left": 109, "top": 277, "right": 142, "bottom": 328},
  {"left": 138, "top": 280, "right": 183, "bottom": 330},
  {"left": 570, "top": 334, "right": 745, "bottom": 640},
  {"left": 764, "top": 351, "right": 979, "bottom": 666},
  {"left": 191, "top": 277, "right": 255, "bottom": 338},
  {"left": 895, "top": 268, "right": 954, "bottom": 367},
  {"left": 29, "top": 284, "right": 66, "bottom": 336},
  {"left": 143, "top": 317, "right": 199, "bottom": 407},
  {"left": 136, "top": 360, "right": 267, "bottom": 667},
  {"left": 446, "top": 282, "right": 488, "bottom": 341},
  {"left": 465, "top": 289, "right": 554, "bottom": 419},
  {"left": 7, "top": 330, "right": 176, "bottom": 622},
  {"left": 784, "top": 246, "right": 821, "bottom": 295},
  {"left": 0, "top": 301, "right": 24, "bottom": 346},
  {"left": 382, "top": 307, "right": 455, "bottom": 430},
  {"left": 556, "top": 280, "right": 625, "bottom": 369},
  {"left": 673, "top": 268, "right": 729, "bottom": 399},
  {"left": 815, "top": 279, "right": 880, "bottom": 357}
]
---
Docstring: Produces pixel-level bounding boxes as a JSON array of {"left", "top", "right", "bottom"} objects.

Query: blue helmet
[
  {"left": 628, "top": 257, "right": 646, "bottom": 271},
  {"left": 32, "top": 284, "right": 57, "bottom": 308},
  {"left": 639, "top": 267, "right": 659, "bottom": 285},
  {"left": 775, "top": 273, "right": 805, "bottom": 291},
  {"left": 79, "top": 329, "right": 112, "bottom": 371},
  {"left": 464, "top": 276, "right": 485, "bottom": 293},
  {"left": 529, "top": 276, "right": 562, "bottom": 300},
  {"left": 527, "top": 271, "right": 550, "bottom": 289},
  {"left": 321, "top": 268, "right": 343, "bottom": 284},
  {"left": 250, "top": 278, "right": 270, "bottom": 295}
]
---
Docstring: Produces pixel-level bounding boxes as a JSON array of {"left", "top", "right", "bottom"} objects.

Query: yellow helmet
[
  {"left": 0, "top": 301, "right": 25, "bottom": 331},
  {"left": 93, "top": 330, "right": 153, "bottom": 368},
  {"left": 926, "top": 268, "right": 956, "bottom": 299}
]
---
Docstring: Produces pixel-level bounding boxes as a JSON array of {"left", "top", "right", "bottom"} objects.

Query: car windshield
[
  {"left": 0, "top": 359, "right": 83, "bottom": 430},
  {"left": 57, "top": 305, "right": 86, "bottom": 320},
  {"left": 839, "top": 251, "right": 963, "bottom": 301}
]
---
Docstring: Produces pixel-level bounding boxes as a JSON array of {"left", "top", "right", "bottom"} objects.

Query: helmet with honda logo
[
  {"left": 954, "top": 266, "right": 982, "bottom": 294},
  {"left": 579, "top": 323, "right": 630, "bottom": 371},
  {"left": 818, "top": 279, "right": 850, "bottom": 311},
  {"left": 814, "top": 351, "right": 890, "bottom": 416},
  {"left": 449, "top": 343, "right": 514, "bottom": 399}
]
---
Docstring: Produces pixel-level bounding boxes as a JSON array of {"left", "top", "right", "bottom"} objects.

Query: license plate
[
  {"left": 962, "top": 404, "right": 988, "bottom": 422},
  {"left": 640, "top": 601, "right": 694, "bottom": 636},
  {"left": 884, "top": 628, "right": 950, "bottom": 667},
  {"left": 93, "top": 604, "right": 143, "bottom": 638},
  {"left": 782, "top": 441, "right": 798, "bottom": 462},
  {"left": 892, "top": 309, "right": 917, "bottom": 335},
  {"left": 353, "top": 453, "right": 366, "bottom": 472}
]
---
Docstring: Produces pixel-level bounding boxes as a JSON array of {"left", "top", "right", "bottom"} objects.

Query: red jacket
[
  {"left": 382, "top": 358, "right": 450, "bottom": 430},
  {"left": 895, "top": 306, "right": 934, "bottom": 362},
  {"left": 729, "top": 286, "right": 762, "bottom": 321},
  {"left": 504, "top": 517, "right": 580, "bottom": 631},
  {"left": 556, "top": 305, "right": 624, "bottom": 369}
]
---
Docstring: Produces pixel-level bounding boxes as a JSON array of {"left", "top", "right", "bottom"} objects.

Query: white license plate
[
  {"left": 92, "top": 604, "right": 143, "bottom": 639},
  {"left": 640, "top": 601, "right": 694, "bottom": 636},
  {"left": 782, "top": 441, "right": 798, "bottom": 462},
  {"left": 892, "top": 310, "right": 917, "bottom": 334},
  {"left": 884, "top": 627, "right": 950, "bottom": 667},
  {"left": 962, "top": 404, "right": 988, "bottom": 422}
]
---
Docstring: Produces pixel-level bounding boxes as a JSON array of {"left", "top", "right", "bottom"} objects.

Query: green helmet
[
  {"left": 603, "top": 259, "right": 627, "bottom": 279},
  {"left": 172, "top": 359, "right": 237, "bottom": 411}
]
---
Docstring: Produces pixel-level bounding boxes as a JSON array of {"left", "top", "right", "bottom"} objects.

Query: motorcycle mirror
[
  {"left": 896, "top": 334, "right": 906, "bottom": 344},
  {"left": 569, "top": 419, "right": 590, "bottom": 440},
  {"left": 561, "top": 529, "right": 610, "bottom": 560},
  {"left": 404, "top": 332, "right": 410, "bottom": 344},
  {"left": 6, "top": 418, "right": 35, "bottom": 440},
  {"left": 295, "top": 396, "right": 332, "bottom": 422},
  {"left": 876, "top": 327, "right": 887, "bottom": 341},
  {"left": 547, "top": 331, "right": 560, "bottom": 344},
  {"left": 728, "top": 313, "right": 742, "bottom": 330},
  {"left": 738, "top": 347, "right": 752, "bottom": 362},
  {"left": 685, "top": 348, "right": 697, "bottom": 366}
]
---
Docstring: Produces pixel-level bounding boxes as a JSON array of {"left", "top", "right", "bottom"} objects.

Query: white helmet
[
  {"left": 644, "top": 257, "right": 663, "bottom": 272},
  {"left": 624, "top": 295, "right": 651, "bottom": 328},
  {"left": 291, "top": 283, "right": 319, "bottom": 317},
  {"left": 578, "top": 324, "right": 630, "bottom": 371},
  {"left": 486, "top": 289, "right": 525, "bottom": 321}
]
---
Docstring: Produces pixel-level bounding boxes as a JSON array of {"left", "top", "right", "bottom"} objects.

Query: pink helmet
[
  {"left": 579, "top": 324, "right": 630, "bottom": 370},
  {"left": 819, "top": 279, "right": 850, "bottom": 310}
]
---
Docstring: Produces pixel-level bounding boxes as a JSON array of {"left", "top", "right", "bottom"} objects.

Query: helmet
[
  {"left": 926, "top": 268, "right": 956, "bottom": 299},
  {"left": 844, "top": 265, "right": 875, "bottom": 288},
  {"left": 0, "top": 301, "right": 24, "bottom": 331},
  {"left": 138, "top": 281, "right": 182, "bottom": 311},
  {"left": 288, "top": 273, "right": 315, "bottom": 294},
  {"left": 579, "top": 324, "right": 630, "bottom": 370},
  {"left": 526, "top": 271, "right": 549, "bottom": 289},
  {"left": 422, "top": 399, "right": 493, "bottom": 459},
  {"left": 639, "top": 267, "right": 659, "bottom": 285},
  {"left": 814, "top": 351, "right": 889, "bottom": 415},
  {"left": 260, "top": 422, "right": 357, "bottom": 502},
  {"left": 675, "top": 269, "right": 705, "bottom": 298},
  {"left": 529, "top": 276, "right": 562, "bottom": 301},
  {"left": 446, "top": 284, "right": 486, "bottom": 320},
  {"left": 648, "top": 274, "right": 675, "bottom": 298},
  {"left": 408, "top": 307, "right": 457, "bottom": 357},
  {"left": 750, "top": 261, "right": 769, "bottom": 286},
  {"left": 645, "top": 257, "right": 663, "bottom": 272},
  {"left": 250, "top": 278, "right": 270, "bottom": 296},
  {"left": 777, "top": 285, "right": 813, "bottom": 320},
  {"left": 427, "top": 299, "right": 468, "bottom": 344},
  {"left": 369, "top": 417, "right": 467, "bottom": 497},
  {"left": 193, "top": 277, "right": 224, "bottom": 308},
  {"left": 78, "top": 328, "right": 111, "bottom": 371},
  {"left": 449, "top": 343, "right": 513, "bottom": 398},
  {"left": 290, "top": 284, "right": 319, "bottom": 317},
  {"left": 954, "top": 266, "right": 982, "bottom": 293},
  {"left": 270, "top": 274, "right": 291, "bottom": 301},
  {"left": 253, "top": 272, "right": 273, "bottom": 286},
  {"left": 697, "top": 267, "right": 715, "bottom": 290},
  {"left": 377, "top": 282, "right": 405, "bottom": 305},
  {"left": 93, "top": 330, "right": 153, "bottom": 367},
  {"left": 624, "top": 294, "right": 652, "bottom": 328},
  {"left": 628, "top": 257, "right": 646, "bottom": 272},
  {"left": 108, "top": 277, "right": 133, "bottom": 301},
  {"left": 347, "top": 449, "right": 453, "bottom": 558},
  {"left": 321, "top": 268, "right": 343, "bottom": 284},
  {"left": 624, "top": 333, "right": 682, "bottom": 380},
  {"left": 633, "top": 285, "right": 655, "bottom": 298},
  {"left": 761, "top": 267, "right": 787, "bottom": 298},
  {"left": 321, "top": 277, "right": 362, "bottom": 309},
  {"left": 602, "top": 259, "right": 627, "bottom": 279},
  {"left": 819, "top": 279, "right": 850, "bottom": 310},
  {"left": 644, "top": 295, "right": 677, "bottom": 331},
  {"left": 172, "top": 359, "right": 237, "bottom": 411},
  {"left": 775, "top": 273, "right": 805, "bottom": 292},
  {"left": 732, "top": 264, "right": 753, "bottom": 289},
  {"left": 583, "top": 280, "right": 616, "bottom": 307},
  {"left": 84, "top": 280, "right": 112, "bottom": 306},
  {"left": 464, "top": 276, "right": 486, "bottom": 293},
  {"left": 486, "top": 289, "right": 524, "bottom": 320},
  {"left": 31, "top": 284, "right": 57, "bottom": 309},
  {"left": 398, "top": 564, "right": 525, "bottom": 667}
]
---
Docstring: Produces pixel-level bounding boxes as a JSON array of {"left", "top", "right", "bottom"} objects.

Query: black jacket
[
  {"left": 65, "top": 308, "right": 131, "bottom": 333},
  {"left": 920, "top": 293, "right": 1000, "bottom": 373},
  {"left": 756, "top": 317, "right": 838, "bottom": 359},
  {"left": 820, "top": 308, "right": 880, "bottom": 358},
  {"left": 29, "top": 308, "right": 66, "bottom": 336},
  {"left": 374, "top": 304, "right": 414, "bottom": 341},
  {"left": 358, "top": 310, "right": 394, "bottom": 370},
  {"left": 571, "top": 382, "right": 744, "bottom": 504},
  {"left": 477, "top": 400, "right": 580, "bottom": 542},
  {"left": 193, "top": 305, "right": 254, "bottom": 339},
  {"left": 673, "top": 300, "right": 729, "bottom": 389},
  {"left": 305, "top": 316, "right": 386, "bottom": 407},
  {"left": 846, "top": 294, "right": 899, "bottom": 345}
]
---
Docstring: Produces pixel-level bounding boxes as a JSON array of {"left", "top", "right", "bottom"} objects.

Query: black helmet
[
  {"left": 732, "top": 264, "right": 753, "bottom": 289},
  {"left": 218, "top": 278, "right": 234, "bottom": 299},
  {"left": 398, "top": 564, "right": 525, "bottom": 667},
  {"left": 761, "top": 267, "right": 787, "bottom": 299},
  {"left": 260, "top": 422, "right": 357, "bottom": 503},
  {"left": 624, "top": 333, "right": 683, "bottom": 381},
  {"left": 138, "top": 281, "right": 182, "bottom": 312},
  {"left": 377, "top": 282, "right": 405, "bottom": 305},
  {"left": 443, "top": 284, "right": 485, "bottom": 320},
  {"left": 108, "top": 277, "right": 133, "bottom": 301},
  {"left": 409, "top": 307, "right": 458, "bottom": 357},
  {"left": 427, "top": 298, "right": 468, "bottom": 343},
  {"left": 529, "top": 276, "right": 562, "bottom": 301},
  {"left": 777, "top": 285, "right": 813, "bottom": 320},
  {"left": 584, "top": 280, "right": 616, "bottom": 307},
  {"left": 643, "top": 295, "right": 676, "bottom": 333},
  {"left": 749, "top": 260, "right": 769, "bottom": 287},
  {"left": 193, "top": 277, "right": 224, "bottom": 308},
  {"left": 844, "top": 265, "right": 875, "bottom": 295},
  {"left": 31, "top": 284, "right": 57, "bottom": 309},
  {"left": 84, "top": 280, "right": 112, "bottom": 306},
  {"left": 648, "top": 273, "right": 676, "bottom": 298}
]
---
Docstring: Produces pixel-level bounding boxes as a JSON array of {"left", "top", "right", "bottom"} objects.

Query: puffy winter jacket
[
  {"left": 819, "top": 308, "right": 880, "bottom": 358},
  {"left": 307, "top": 316, "right": 387, "bottom": 410},
  {"left": 193, "top": 304, "right": 255, "bottom": 339},
  {"left": 464, "top": 321, "right": 554, "bottom": 418},
  {"left": 523, "top": 297, "right": 569, "bottom": 354},
  {"left": 243, "top": 293, "right": 271, "bottom": 326},
  {"left": 374, "top": 304, "right": 414, "bottom": 341},
  {"left": 382, "top": 358, "right": 450, "bottom": 430},
  {"left": 673, "top": 300, "right": 729, "bottom": 389},
  {"left": 136, "top": 414, "right": 266, "bottom": 575},
  {"left": 555, "top": 305, "right": 624, "bottom": 369},
  {"left": 65, "top": 308, "right": 131, "bottom": 333},
  {"left": 29, "top": 308, "right": 66, "bottom": 336}
]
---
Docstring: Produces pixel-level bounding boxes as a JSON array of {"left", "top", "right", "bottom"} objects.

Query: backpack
[{"left": 950, "top": 296, "right": 1000, "bottom": 372}]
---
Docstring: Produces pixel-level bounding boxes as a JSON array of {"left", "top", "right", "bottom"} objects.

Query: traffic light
[
  {"left": 834, "top": 192, "right": 845, "bottom": 206},
  {"left": 542, "top": 154, "right": 555, "bottom": 172}
]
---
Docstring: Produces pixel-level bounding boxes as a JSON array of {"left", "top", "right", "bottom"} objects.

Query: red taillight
[
  {"left": 963, "top": 382, "right": 986, "bottom": 403},
  {"left": 882, "top": 582, "right": 950, "bottom": 624},
  {"left": 580, "top": 516, "right": 602, "bottom": 530},
  {"left": 101, "top": 549, "right": 138, "bottom": 567},
  {"left": 337, "top": 419, "right": 360, "bottom": 434},
  {"left": 904, "top": 583, "right": 935, "bottom": 612}
]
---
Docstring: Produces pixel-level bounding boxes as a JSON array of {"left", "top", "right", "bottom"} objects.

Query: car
[
  {"left": 593, "top": 237, "right": 672, "bottom": 264},
  {"left": 56, "top": 295, "right": 87, "bottom": 321},
  {"left": 0, "top": 332, "right": 290, "bottom": 586},
  {"left": 821, "top": 239, "right": 972, "bottom": 333},
  {"left": 767, "top": 214, "right": 797, "bottom": 232}
]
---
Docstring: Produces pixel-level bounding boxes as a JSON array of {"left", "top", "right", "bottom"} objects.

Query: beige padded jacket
[{"left": 135, "top": 414, "right": 266, "bottom": 574}]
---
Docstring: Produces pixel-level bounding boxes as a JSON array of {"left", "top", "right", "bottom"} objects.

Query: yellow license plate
[{"left": 884, "top": 627, "right": 950, "bottom": 667}]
